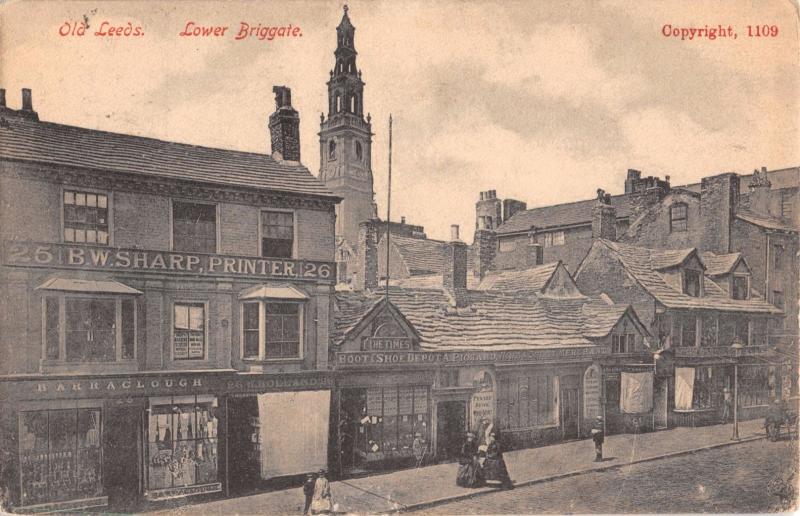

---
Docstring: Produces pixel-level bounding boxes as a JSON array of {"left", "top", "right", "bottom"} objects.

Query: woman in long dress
[
  {"left": 310, "top": 469, "right": 334, "bottom": 514},
  {"left": 482, "top": 433, "right": 514, "bottom": 490},
  {"left": 456, "top": 432, "right": 483, "bottom": 488}
]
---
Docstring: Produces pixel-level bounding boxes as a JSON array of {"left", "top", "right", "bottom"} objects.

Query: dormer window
[
  {"left": 683, "top": 269, "right": 702, "bottom": 297},
  {"left": 732, "top": 274, "right": 749, "bottom": 300},
  {"left": 670, "top": 204, "right": 688, "bottom": 232}
]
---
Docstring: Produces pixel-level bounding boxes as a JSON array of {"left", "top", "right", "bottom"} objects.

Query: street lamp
[{"left": 731, "top": 339, "right": 744, "bottom": 441}]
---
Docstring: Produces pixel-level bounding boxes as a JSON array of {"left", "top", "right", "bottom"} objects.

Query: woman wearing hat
[
  {"left": 482, "top": 432, "right": 514, "bottom": 489},
  {"left": 456, "top": 432, "right": 483, "bottom": 487}
]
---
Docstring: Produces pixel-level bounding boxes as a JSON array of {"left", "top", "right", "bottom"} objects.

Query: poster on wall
[
  {"left": 583, "top": 364, "right": 602, "bottom": 419},
  {"left": 470, "top": 370, "right": 495, "bottom": 429},
  {"left": 675, "top": 367, "right": 695, "bottom": 411},
  {"left": 620, "top": 372, "right": 654, "bottom": 414}
]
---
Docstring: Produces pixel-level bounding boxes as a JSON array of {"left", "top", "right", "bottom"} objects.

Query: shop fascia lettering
[
  {"left": 337, "top": 346, "right": 610, "bottom": 366},
  {"left": 35, "top": 377, "right": 203, "bottom": 394},
  {"left": 4, "top": 241, "right": 334, "bottom": 281},
  {"left": 225, "top": 375, "right": 333, "bottom": 391}
]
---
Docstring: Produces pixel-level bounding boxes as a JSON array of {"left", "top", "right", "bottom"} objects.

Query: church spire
[{"left": 327, "top": 5, "right": 364, "bottom": 117}]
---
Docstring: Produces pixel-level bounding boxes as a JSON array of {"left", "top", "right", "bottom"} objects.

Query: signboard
[
  {"left": 3, "top": 241, "right": 335, "bottom": 282},
  {"left": 470, "top": 370, "right": 495, "bottom": 429},
  {"left": 1, "top": 371, "right": 335, "bottom": 401},
  {"left": 365, "top": 337, "right": 412, "bottom": 351},
  {"left": 336, "top": 346, "right": 610, "bottom": 368},
  {"left": 583, "top": 364, "right": 601, "bottom": 420}
]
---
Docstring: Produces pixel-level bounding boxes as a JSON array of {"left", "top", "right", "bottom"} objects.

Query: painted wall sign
[
  {"left": 336, "top": 346, "right": 610, "bottom": 368},
  {"left": 365, "top": 337, "right": 412, "bottom": 351},
  {"left": 3, "top": 241, "right": 335, "bottom": 282},
  {"left": 583, "top": 364, "right": 602, "bottom": 420},
  {"left": 1, "top": 372, "right": 335, "bottom": 401}
]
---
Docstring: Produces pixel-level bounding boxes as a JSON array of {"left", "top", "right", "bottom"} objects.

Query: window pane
[
  {"left": 262, "top": 238, "right": 293, "bottom": 258},
  {"left": 243, "top": 303, "right": 259, "bottom": 330},
  {"left": 76, "top": 409, "right": 103, "bottom": 497},
  {"left": 75, "top": 229, "right": 86, "bottom": 242},
  {"left": 174, "top": 305, "right": 189, "bottom": 329},
  {"left": 75, "top": 193, "right": 86, "bottom": 206},
  {"left": 97, "top": 195, "right": 107, "bottom": 209},
  {"left": 244, "top": 330, "right": 260, "bottom": 358},
  {"left": 173, "top": 202, "right": 217, "bottom": 253},
  {"left": 46, "top": 297, "right": 60, "bottom": 360},
  {"left": 64, "top": 191, "right": 75, "bottom": 205},
  {"left": 86, "top": 230, "right": 97, "bottom": 243},
  {"left": 86, "top": 194, "right": 97, "bottom": 207},
  {"left": 189, "top": 306, "right": 204, "bottom": 331},
  {"left": 98, "top": 231, "right": 109, "bottom": 244},
  {"left": 122, "top": 299, "right": 135, "bottom": 359}
]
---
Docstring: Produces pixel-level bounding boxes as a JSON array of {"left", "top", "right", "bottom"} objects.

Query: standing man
[
  {"left": 721, "top": 387, "right": 732, "bottom": 423},
  {"left": 412, "top": 432, "right": 427, "bottom": 468},
  {"left": 302, "top": 472, "right": 316, "bottom": 515},
  {"left": 591, "top": 416, "right": 605, "bottom": 462}
]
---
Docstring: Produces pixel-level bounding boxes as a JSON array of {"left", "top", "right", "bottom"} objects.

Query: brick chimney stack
[
  {"left": 473, "top": 226, "right": 497, "bottom": 280},
  {"left": 268, "top": 86, "right": 301, "bottom": 162},
  {"left": 700, "top": 172, "right": 740, "bottom": 253},
  {"left": 0, "top": 89, "right": 6, "bottom": 108},
  {"left": 443, "top": 225, "right": 469, "bottom": 308},
  {"left": 747, "top": 167, "right": 773, "bottom": 217},
  {"left": 476, "top": 190, "right": 503, "bottom": 230},
  {"left": 592, "top": 189, "right": 617, "bottom": 241},
  {"left": 15, "top": 88, "right": 39, "bottom": 120},
  {"left": 354, "top": 220, "right": 378, "bottom": 291}
]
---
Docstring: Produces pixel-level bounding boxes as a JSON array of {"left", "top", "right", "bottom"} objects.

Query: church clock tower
[{"left": 319, "top": 5, "right": 376, "bottom": 251}]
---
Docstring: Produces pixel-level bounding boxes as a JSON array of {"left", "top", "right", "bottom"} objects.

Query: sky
[{"left": 1, "top": 0, "right": 798, "bottom": 242}]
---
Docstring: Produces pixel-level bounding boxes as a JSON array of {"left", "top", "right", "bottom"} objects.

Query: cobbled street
[{"left": 415, "top": 439, "right": 797, "bottom": 514}]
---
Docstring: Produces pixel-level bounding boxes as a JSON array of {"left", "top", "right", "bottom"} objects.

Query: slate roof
[
  {"left": 649, "top": 248, "right": 698, "bottom": 271},
  {"left": 384, "top": 234, "right": 476, "bottom": 276},
  {"left": 736, "top": 209, "right": 797, "bottom": 232},
  {"left": 595, "top": 240, "right": 781, "bottom": 314},
  {"left": 0, "top": 112, "right": 337, "bottom": 199},
  {"left": 475, "top": 262, "right": 560, "bottom": 292},
  {"left": 496, "top": 194, "right": 634, "bottom": 235},
  {"left": 334, "top": 287, "right": 644, "bottom": 351},
  {"left": 389, "top": 274, "right": 481, "bottom": 290},
  {"left": 700, "top": 252, "right": 743, "bottom": 276}
]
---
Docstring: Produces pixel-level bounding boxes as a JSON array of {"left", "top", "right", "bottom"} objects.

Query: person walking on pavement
[
  {"left": 302, "top": 472, "right": 316, "bottom": 515},
  {"left": 456, "top": 432, "right": 483, "bottom": 488},
  {"left": 591, "top": 415, "right": 605, "bottom": 462},
  {"left": 412, "top": 432, "right": 427, "bottom": 468},
  {"left": 310, "top": 469, "right": 333, "bottom": 514},
  {"left": 482, "top": 432, "right": 514, "bottom": 490}
]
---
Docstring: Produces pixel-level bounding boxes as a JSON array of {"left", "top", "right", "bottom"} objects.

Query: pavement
[{"left": 147, "top": 418, "right": 766, "bottom": 515}]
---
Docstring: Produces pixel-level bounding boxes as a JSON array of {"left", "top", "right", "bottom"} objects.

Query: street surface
[{"left": 415, "top": 439, "right": 798, "bottom": 514}]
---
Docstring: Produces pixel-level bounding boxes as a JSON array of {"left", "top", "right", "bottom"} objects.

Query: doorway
[
  {"left": 436, "top": 401, "right": 466, "bottom": 461},
  {"left": 104, "top": 404, "right": 141, "bottom": 510},
  {"left": 560, "top": 388, "right": 579, "bottom": 439},
  {"left": 653, "top": 378, "right": 669, "bottom": 429}
]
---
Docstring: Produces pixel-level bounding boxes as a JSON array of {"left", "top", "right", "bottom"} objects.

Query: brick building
[
  {"left": 575, "top": 231, "right": 785, "bottom": 427},
  {"left": 0, "top": 87, "right": 339, "bottom": 511},
  {"left": 331, "top": 223, "right": 653, "bottom": 477}
]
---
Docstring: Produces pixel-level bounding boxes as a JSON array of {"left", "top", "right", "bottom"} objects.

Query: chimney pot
[
  {"left": 0, "top": 89, "right": 6, "bottom": 108},
  {"left": 401, "top": 216, "right": 406, "bottom": 224},
  {"left": 21, "top": 88, "right": 32, "bottom": 111},
  {"left": 761, "top": 166, "right": 767, "bottom": 174}
]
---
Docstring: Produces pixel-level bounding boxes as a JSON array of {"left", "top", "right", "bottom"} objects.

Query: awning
[
  {"left": 36, "top": 278, "right": 142, "bottom": 295},
  {"left": 238, "top": 284, "right": 308, "bottom": 300}
]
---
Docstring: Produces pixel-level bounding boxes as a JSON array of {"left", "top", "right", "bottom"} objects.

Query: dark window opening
[
  {"left": 732, "top": 275, "right": 749, "bottom": 300},
  {"left": 261, "top": 211, "right": 294, "bottom": 258},
  {"left": 683, "top": 269, "right": 702, "bottom": 297},
  {"left": 670, "top": 204, "right": 688, "bottom": 232},
  {"left": 172, "top": 201, "right": 216, "bottom": 254}
]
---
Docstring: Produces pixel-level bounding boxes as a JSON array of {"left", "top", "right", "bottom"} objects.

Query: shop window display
[
  {"left": 18, "top": 408, "right": 102, "bottom": 507},
  {"left": 497, "top": 375, "right": 556, "bottom": 430},
  {"left": 147, "top": 397, "right": 219, "bottom": 492},
  {"left": 342, "top": 386, "right": 429, "bottom": 467},
  {"left": 740, "top": 366, "right": 773, "bottom": 407},
  {"left": 692, "top": 367, "right": 724, "bottom": 409}
]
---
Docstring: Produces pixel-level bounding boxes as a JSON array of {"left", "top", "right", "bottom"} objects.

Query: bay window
[
  {"left": 42, "top": 293, "right": 137, "bottom": 363},
  {"left": 241, "top": 297, "right": 304, "bottom": 361}
]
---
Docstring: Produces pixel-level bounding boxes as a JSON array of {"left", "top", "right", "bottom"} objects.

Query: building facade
[{"left": 0, "top": 87, "right": 339, "bottom": 511}]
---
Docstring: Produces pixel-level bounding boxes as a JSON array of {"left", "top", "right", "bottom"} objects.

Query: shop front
[
  {"left": 600, "top": 363, "right": 655, "bottom": 435},
  {"left": 0, "top": 370, "right": 334, "bottom": 512}
]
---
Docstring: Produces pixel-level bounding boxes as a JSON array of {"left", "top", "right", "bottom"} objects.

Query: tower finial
[{"left": 343, "top": 4, "right": 348, "bottom": 14}]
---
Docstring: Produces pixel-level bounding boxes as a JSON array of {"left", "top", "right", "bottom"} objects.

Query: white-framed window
[
  {"left": 670, "top": 203, "right": 688, "bottom": 232},
  {"left": 172, "top": 200, "right": 217, "bottom": 254},
  {"left": 172, "top": 302, "right": 207, "bottom": 360},
  {"left": 63, "top": 189, "right": 109, "bottom": 245},
  {"left": 43, "top": 294, "right": 136, "bottom": 362},
  {"left": 260, "top": 210, "right": 295, "bottom": 258},
  {"left": 241, "top": 301, "right": 304, "bottom": 360}
]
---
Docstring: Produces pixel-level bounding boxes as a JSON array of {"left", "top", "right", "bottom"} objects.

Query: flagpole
[{"left": 385, "top": 114, "right": 392, "bottom": 300}]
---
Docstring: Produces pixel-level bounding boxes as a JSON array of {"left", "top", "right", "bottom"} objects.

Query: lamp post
[{"left": 731, "top": 339, "right": 744, "bottom": 441}]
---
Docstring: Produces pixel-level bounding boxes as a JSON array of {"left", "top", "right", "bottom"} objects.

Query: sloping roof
[
  {"left": 700, "top": 252, "right": 744, "bottom": 276},
  {"left": 0, "top": 113, "right": 337, "bottom": 198},
  {"left": 476, "top": 262, "right": 559, "bottom": 292},
  {"left": 331, "top": 294, "right": 383, "bottom": 344},
  {"left": 596, "top": 240, "right": 781, "bottom": 314},
  {"left": 36, "top": 278, "right": 142, "bottom": 295},
  {"left": 387, "top": 235, "right": 446, "bottom": 275},
  {"left": 334, "top": 287, "right": 643, "bottom": 351},
  {"left": 649, "top": 248, "right": 699, "bottom": 271},
  {"left": 496, "top": 194, "right": 634, "bottom": 235},
  {"left": 736, "top": 209, "right": 797, "bottom": 232},
  {"left": 389, "top": 274, "right": 481, "bottom": 290}
]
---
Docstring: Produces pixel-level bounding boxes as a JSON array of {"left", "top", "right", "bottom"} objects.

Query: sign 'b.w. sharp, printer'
[{"left": 4, "top": 241, "right": 335, "bottom": 281}]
